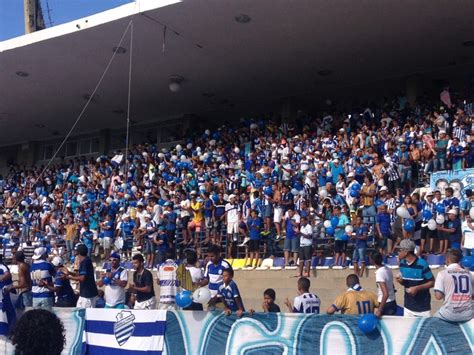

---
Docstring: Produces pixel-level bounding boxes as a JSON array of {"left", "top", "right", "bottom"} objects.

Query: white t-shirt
[
  {"left": 284, "top": 211, "right": 301, "bottom": 224},
  {"left": 434, "top": 263, "right": 473, "bottom": 322},
  {"left": 104, "top": 267, "right": 128, "bottom": 307},
  {"left": 186, "top": 266, "right": 204, "bottom": 284},
  {"left": 225, "top": 203, "right": 240, "bottom": 223},
  {"left": 375, "top": 266, "right": 396, "bottom": 303},
  {"left": 300, "top": 224, "right": 313, "bottom": 247},
  {"left": 136, "top": 210, "right": 147, "bottom": 228},
  {"left": 180, "top": 200, "right": 191, "bottom": 218}
]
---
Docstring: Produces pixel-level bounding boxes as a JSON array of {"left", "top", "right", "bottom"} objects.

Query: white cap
[
  {"left": 447, "top": 209, "right": 457, "bottom": 215},
  {"left": 229, "top": 194, "right": 236, "bottom": 200},
  {"left": 51, "top": 256, "right": 64, "bottom": 267},
  {"left": 347, "top": 172, "right": 355, "bottom": 177},
  {"left": 380, "top": 186, "right": 388, "bottom": 191},
  {"left": 32, "top": 247, "right": 47, "bottom": 260}
]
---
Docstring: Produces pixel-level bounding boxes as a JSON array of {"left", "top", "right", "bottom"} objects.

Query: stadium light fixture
[
  {"left": 15, "top": 71, "right": 29, "bottom": 77},
  {"left": 169, "top": 75, "right": 184, "bottom": 93},
  {"left": 235, "top": 14, "right": 251, "bottom": 24}
]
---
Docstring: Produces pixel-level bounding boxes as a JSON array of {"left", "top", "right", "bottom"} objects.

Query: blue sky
[{"left": 0, "top": 0, "right": 134, "bottom": 41}]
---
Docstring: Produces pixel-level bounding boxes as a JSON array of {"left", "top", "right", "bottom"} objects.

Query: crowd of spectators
[
  {"left": 0, "top": 87, "right": 471, "bottom": 329},
  {"left": 0, "top": 88, "right": 473, "bottom": 271}
]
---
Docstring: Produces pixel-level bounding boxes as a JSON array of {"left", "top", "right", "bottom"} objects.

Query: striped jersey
[
  {"left": 30, "top": 260, "right": 55, "bottom": 298},
  {"left": 158, "top": 259, "right": 179, "bottom": 304},
  {"left": 204, "top": 259, "right": 232, "bottom": 296},
  {"left": 293, "top": 292, "right": 321, "bottom": 314}
]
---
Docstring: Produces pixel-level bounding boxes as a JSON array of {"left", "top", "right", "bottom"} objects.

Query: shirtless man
[{"left": 9, "top": 251, "right": 32, "bottom": 308}]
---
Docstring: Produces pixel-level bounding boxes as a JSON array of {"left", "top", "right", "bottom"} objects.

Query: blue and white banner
[
  {"left": 1, "top": 310, "right": 472, "bottom": 354},
  {"left": 83, "top": 309, "right": 167, "bottom": 354},
  {"left": 430, "top": 168, "right": 474, "bottom": 198}
]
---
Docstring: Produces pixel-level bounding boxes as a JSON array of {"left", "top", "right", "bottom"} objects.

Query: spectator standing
[
  {"left": 63, "top": 244, "right": 99, "bottom": 308},
  {"left": 326, "top": 274, "right": 378, "bottom": 315},
  {"left": 183, "top": 249, "right": 205, "bottom": 311},
  {"left": 333, "top": 205, "right": 349, "bottom": 267},
  {"left": 9, "top": 251, "right": 32, "bottom": 308},
  {"left": 30, "top": 247, "right": 55, "bottom": 309},
  {"left": 0, "top": 255, "right": 15, "bottom": 329},
  {"left": 245, "top": 209, "right": 262, "bottom": 268},
  {"left": 371, "top": 251, "right": 397, "bottom": 316},
  {"left": 434, "top": 249, "right": 473, "bottom": 322},
  {"left": 283, "top": 208, "right": 300, "bottom": 268},
  {"left": 352, "top": 216, "right": 368, "bottom": 277},
  {"left": 157, "top": 250, "right": 179, "bottom": 310},
  {"left": 284, "top": 277, "right": 320, "bottom": 314},
  {"left": 437, "top": 209, "right": 462, "bottom": 251},
  {"left": 50, "top": 256, "right": 77, "bottom": 307},
  {"left": 396, "top": 239, "right": 434, "bottom": 317},
  {"left": 376, "top": 204, "right": 393, "bottom": 254},
  {"left": 63, "top": 218, "right": 78, "bottom": 260},
  {"left": 97, "top": 252, "right": 128, "bottom": 308},
  {"left": 297, "top": 216, "right": 313, "bottom": 278},
  {"left": 130, "top": 253, "right": 156, "bottom": 310},
  {"left": 203, "top": 245, "right": 232, "bottom": 298},
  {"left": 225, "top": 194, "right": 241, "bottom": 258}
]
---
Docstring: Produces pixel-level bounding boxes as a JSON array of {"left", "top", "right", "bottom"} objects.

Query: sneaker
[
  {"left": 275, "top": 235, "right": 281, "bottom": 241},
  {"left": 238, "top": 237, "right": 250, "bottom": 247}
]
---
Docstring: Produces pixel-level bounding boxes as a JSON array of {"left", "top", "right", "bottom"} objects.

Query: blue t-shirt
[
  {"left": 399, "top": 257, "right": 433, "bottom": 312},
  {"left": 165, "top": 211, "right": 177, "bottom": 231},
  {"left": 248, "top": 217, "right": 262, "bottom": 240},
  {"left": 285, "top": 217, "right": 297, "bottom": 240},
  {"left": 121, "top": 220, "right": 136, "bottom": 236},
  {"left": 354, "top": 225, "right": 368, "bottom": 248},
  {"left": 376, "top": 212, "right": 391, "bottom": 236},
  {"left": 54, "top": 273, "right": 76, "bottom": 303},
  {"left": 335, "top": 214, "right": 349, "bottom": 241},
  {"left": 218, "top": 280, "right": 244, "bottom": 312},
  {"left": 78, "top": 257, "right": 99, "bottom": 298},
  {"left": 82, "top": 230, "right": 94, "bottom": 248}
]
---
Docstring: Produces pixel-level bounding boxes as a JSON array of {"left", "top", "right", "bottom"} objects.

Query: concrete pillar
[{"left": 406, "top": 75, "right": 423, "bottom": 108}]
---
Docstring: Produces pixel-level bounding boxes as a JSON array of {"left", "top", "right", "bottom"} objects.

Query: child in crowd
[{"left": 209, "top": 268, "right": 245, "bottom": 317}]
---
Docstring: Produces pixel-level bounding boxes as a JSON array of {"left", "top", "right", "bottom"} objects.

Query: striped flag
[{"left": 83, "top": 309, "right": 167, "bottom": 354}]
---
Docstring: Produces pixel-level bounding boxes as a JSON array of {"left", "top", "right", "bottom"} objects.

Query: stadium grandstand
[{"left": 0, "top": 1, "right": 473, "bottom": 354}]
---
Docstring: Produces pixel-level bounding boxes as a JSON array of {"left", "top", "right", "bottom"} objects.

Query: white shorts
[
  {"left": 158, "top": 302, "right": 177, "bottom": 311},
  {"left": 134, "top": 297, "right": 157, "bottom": 310},
  {"left": 227, "top": 221, "right": 239, "bottom": 234},
  {"left": 77, "top": 296, "right": 98, "bottom": 308},
  {"left": 102, "top": 237, "right": 112, "bottom": 250},
  {"left": 273, "top": 207, "right": 283, "bottom": 223},
  {"left": 404, "top": 308, "right": 431, "bottom": 317}
]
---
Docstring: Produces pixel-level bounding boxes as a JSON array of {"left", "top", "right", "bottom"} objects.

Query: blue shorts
[
  {"left": 352, "top": 247, "right": 366, "bottom": 263},
  {"left": 284, "top": 237, "right": 299, "bottom": 253}
]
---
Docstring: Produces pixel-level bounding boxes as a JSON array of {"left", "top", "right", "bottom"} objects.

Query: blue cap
[{"left": 110, "top": 252, "right": 121, "bottom": 260}]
